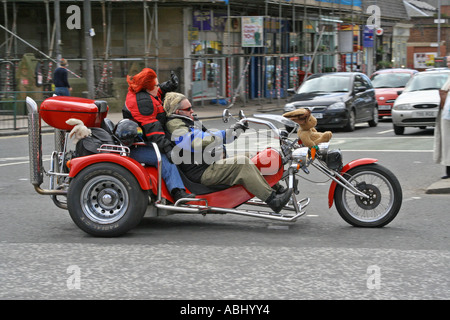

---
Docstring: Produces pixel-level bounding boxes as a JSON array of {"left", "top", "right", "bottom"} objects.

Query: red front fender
[
  {"left": 328, "top": 158, "right": 378, "bottom": 208},
  {"left": 68, "top": 153, "right": 152, "bottom": 190}
]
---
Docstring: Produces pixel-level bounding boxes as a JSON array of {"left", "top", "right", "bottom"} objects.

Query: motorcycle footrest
[
  {"left": 174, "top": 197, "right": 208, "bottom": 208},
  {"left": 155, "top": 198, "right": 208, "bottom": 213}
]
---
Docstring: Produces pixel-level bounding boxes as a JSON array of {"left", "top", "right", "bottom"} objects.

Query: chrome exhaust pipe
[
  {"left": 26, "top": 97, "right": 43, "bottom": 187},
  {"left": 26, "top": 97, "right": 67, "bottom": 196}
]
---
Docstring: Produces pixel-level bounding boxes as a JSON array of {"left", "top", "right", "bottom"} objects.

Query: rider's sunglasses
[{"left": 179, "top": 106, "right": 193, "bottom": 112}]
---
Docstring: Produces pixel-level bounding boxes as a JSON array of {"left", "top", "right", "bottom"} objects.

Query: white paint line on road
[
  {"left": 377, "top": 129, "right": 394, "bottom": 134},
  {"left": 0, "top": 161, "right": 30, "bottom": 167},
  {"left": 0, "top": 156, "right": 51, "bottom": 167}
]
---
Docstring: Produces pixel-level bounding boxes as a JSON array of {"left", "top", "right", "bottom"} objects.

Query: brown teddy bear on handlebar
[{"left": 283, "top": 108, "right": 332, "bottom": 148}]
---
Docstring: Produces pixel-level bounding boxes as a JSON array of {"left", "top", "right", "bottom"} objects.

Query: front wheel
[
  {"left": 393, "top": 124, "right": 405, "bottom": 135},
  {"left": 344, "top": 109, "right": 356, "bottom": 132},
  {"left": 67, "top": 163, "right": 148, "bottom": 237},
  {"left": 334, "top": 164, "right": 402, "bottom": 227}
]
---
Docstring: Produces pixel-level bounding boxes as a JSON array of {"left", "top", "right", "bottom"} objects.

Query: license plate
[
  {"left": 378, "top": 105, "right": 391, "bottom": 110},
  {"left": 413, "top": 111, "right": 437, "bottom": 118},
  {"left": 313, "top": 113, "right": 323, "bottom": 119}
]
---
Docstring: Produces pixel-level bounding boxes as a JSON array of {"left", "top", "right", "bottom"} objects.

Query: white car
[{"left": 392, "top": 70, "right": 450, "bottom": 135}]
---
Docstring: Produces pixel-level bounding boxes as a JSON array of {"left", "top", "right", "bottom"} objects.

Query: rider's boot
[
  {"left": 265, "top": 189, "right": 293, "bottom": 213},
  {"left": 272, "top": 183, "right": 287, "bottom": 194},
  {"left": 172, "top": 188, "right": 196, "bottom": 203}
]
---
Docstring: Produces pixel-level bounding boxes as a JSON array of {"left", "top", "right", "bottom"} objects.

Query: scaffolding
[{"left": 0, "top": 0, "right": 364, "bottom": 106}]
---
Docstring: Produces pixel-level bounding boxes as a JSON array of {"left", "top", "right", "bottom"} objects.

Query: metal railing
[{"left": 0, "top": 91, "right": 54, "bottom": 130}]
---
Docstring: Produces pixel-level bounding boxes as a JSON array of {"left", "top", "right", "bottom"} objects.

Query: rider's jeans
[
  {"left": 55, "top": 87, "right": 70, "bottom": 96},
  {"left": 129, "top": 145, "right": 185, "bottom": 192}
]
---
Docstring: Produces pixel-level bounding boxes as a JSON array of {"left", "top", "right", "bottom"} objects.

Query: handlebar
[{"left": 240, "top": 117, "right": 282, "bottom": 140}]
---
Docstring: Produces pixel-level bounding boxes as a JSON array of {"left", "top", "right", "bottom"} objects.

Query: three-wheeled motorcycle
[{"left": 26, "top": 96, "right": 402, "bottom": 237}]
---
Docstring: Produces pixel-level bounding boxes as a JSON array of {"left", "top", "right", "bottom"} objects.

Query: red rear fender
[
  {"left": 68, "top": 153, "right": 152, "bottom": 190},
  {"left": 328, "top": 158, "right": 378, "bottom": 208}
]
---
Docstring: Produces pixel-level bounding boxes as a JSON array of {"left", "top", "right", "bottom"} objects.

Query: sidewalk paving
[{"left": 1, "top": 101, "right": 449, "bottom": 195}]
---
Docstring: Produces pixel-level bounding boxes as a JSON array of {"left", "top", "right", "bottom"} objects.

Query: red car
[{"left": 370, "top": 68, "right": 418, "bottom": 118}]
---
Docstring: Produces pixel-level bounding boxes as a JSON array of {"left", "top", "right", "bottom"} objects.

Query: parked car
[
  {"left": 392, "top": 69, "right": 450, "bottom": 135},
  {"left": 283, "top": 72, "right": 378, "bottom": 131},
  {"left": 370, "top": 68, "right": 418, "bottom": 118}
]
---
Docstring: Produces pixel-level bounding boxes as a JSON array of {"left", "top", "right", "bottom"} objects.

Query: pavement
[{"left": 1, "top": 100, "right": 449, "bottom": 194}]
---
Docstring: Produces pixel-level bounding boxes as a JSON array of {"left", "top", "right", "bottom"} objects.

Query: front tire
[
  {"left": 67, "top": 163, "right": 148, "bottom": 237},
  {"left": 334, "top": 164, "right": 402, "bottom": 227},
  {"left": 393, "top": 124, "right": 405, "bottom": 135},
  {"left": 344, "top": 109, "right": 356, "bottom": 132}
]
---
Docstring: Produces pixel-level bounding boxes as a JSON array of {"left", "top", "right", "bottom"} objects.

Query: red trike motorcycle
[{"left": 26, "top": 96, "right": 402, "bottom": 237}]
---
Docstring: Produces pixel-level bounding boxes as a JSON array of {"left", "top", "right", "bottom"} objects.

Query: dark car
[
  {"left": 370, "top": 68, "right": 418, "bottom": 118},
  {"left": 283, "top": 72, "right": 378, "bottom": 131}
]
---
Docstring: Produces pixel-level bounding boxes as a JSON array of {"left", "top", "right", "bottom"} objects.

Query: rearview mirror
[{"left": 222, "top": 109, "right": 231, "bottom": 123}]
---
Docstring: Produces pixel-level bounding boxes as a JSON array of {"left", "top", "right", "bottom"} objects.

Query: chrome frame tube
[
  {"left": 311, "top": 161, "right": 369, "bottom": 198},
  {"left": 151, "top": 142, "right": 162, "bottom": 202}
]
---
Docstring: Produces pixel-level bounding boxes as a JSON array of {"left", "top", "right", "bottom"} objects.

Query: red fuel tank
[
  {"left": 40, "top": 96, "right": 109, "bottom": 131},
  {"left": 251, "top": 148, "right": 283, "bottom": 175}
]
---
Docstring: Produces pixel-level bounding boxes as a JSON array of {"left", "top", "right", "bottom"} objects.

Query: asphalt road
[{"left": 0, "top": 118, "right": 449, "bottom": 303}]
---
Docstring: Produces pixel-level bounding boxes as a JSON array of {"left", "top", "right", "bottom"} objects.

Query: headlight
[
  {"left": 284, "top": 103, "right": 296, "bottom": 112},
  {"left": 393, "top": 103, "right": 413, "bottom": 110},
  {"left": 328, "top": 102, "right": 346, "bottom": 110},
  {"left": 317, "top": 142, "right": 329, "bottom": 156},
  {"left": 292, "top": 147, "right": 309, "bottom": 164}
]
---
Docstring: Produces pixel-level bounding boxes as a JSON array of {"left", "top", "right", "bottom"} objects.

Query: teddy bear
[
  {"left": 282, "top": 108, "right": 332, "bottom": 148},
  {"left": 66, "top": 118, "right": 92, "bottom": 144}
]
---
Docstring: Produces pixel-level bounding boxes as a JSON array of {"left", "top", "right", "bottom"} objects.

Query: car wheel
[
  {"left": 393, "top": 124, "right": 405, "bottom": 135},
  {"left": 368, "top": 107, "right": 378, "bottom": 127},
  {"left": 344, "top": 109, "right": 356, "bottom": 132}
]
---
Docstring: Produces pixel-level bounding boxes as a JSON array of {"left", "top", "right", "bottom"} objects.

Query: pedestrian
[
  {"left": 123, "top": 68, "right": 194, "bottom": 202},
  {"left": 52, "top": 58, "right": 72, "bottom": 96},
  {"left": 164, "top": 92, "right": 293, "bottom": 213},
  {"left": 434, "top": 56, "right": 450, "bottom": 179}
]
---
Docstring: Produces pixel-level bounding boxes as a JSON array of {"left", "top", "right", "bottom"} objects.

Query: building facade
[{"left": 1, "top": 0, "right": 415, "bottom": 109}]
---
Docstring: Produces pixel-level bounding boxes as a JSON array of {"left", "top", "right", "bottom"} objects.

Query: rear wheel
[
  {"left": 67, "top": 163, "right": 148, "bottom": 237},
  {"left": 334, "top": 164, "right": 402, "bottom": 227},
  {"left": 368, "top": 107, "right": 378, "bottom": 127}
]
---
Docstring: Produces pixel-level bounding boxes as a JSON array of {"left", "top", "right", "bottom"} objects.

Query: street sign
[{"left": 363, "top": 25, "right": 374, "bottom": 47}]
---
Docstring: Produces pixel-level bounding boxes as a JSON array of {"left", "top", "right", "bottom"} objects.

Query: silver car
[{"left": 392, "top": 70, "right": 450, "bottom": 135}]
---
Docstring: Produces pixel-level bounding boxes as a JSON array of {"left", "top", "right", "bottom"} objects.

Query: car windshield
[
  {"left": 403, "top": 73, "right": 450, "bottom": 92},
  {"left": 298, "top": 75, "right": 351, "bottom": 94},
  {"left": 370, "top": 73, "right": 412, "bottom": 88}
]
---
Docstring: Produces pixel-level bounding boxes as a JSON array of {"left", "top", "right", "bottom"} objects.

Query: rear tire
[
  {"left": 67, "top": 163, "right": 148, "bottom": 237},
  {"left": 368, "top": 107, "right": 378, "bottom": 127}
]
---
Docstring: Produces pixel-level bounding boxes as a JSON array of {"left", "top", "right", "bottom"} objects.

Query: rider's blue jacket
[{"left": 166, "top": 115, "right": 241, "bottom": 182}]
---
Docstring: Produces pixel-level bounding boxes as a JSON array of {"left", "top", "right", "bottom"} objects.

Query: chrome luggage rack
[{"left": 98, "top": 144, "right": 130, "bottom": 156}]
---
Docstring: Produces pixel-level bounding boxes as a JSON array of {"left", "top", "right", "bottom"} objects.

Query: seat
[{"left": 101, "top": 118, "right": 115, "bottom": 135}]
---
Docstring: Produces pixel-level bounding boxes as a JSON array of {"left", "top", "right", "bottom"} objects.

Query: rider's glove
[
  {"left": 158, "top": 71, "right": 179, "bottom": 92},
  {"left": 169, "top": 70, "right": 179, "bottom": 89}
]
